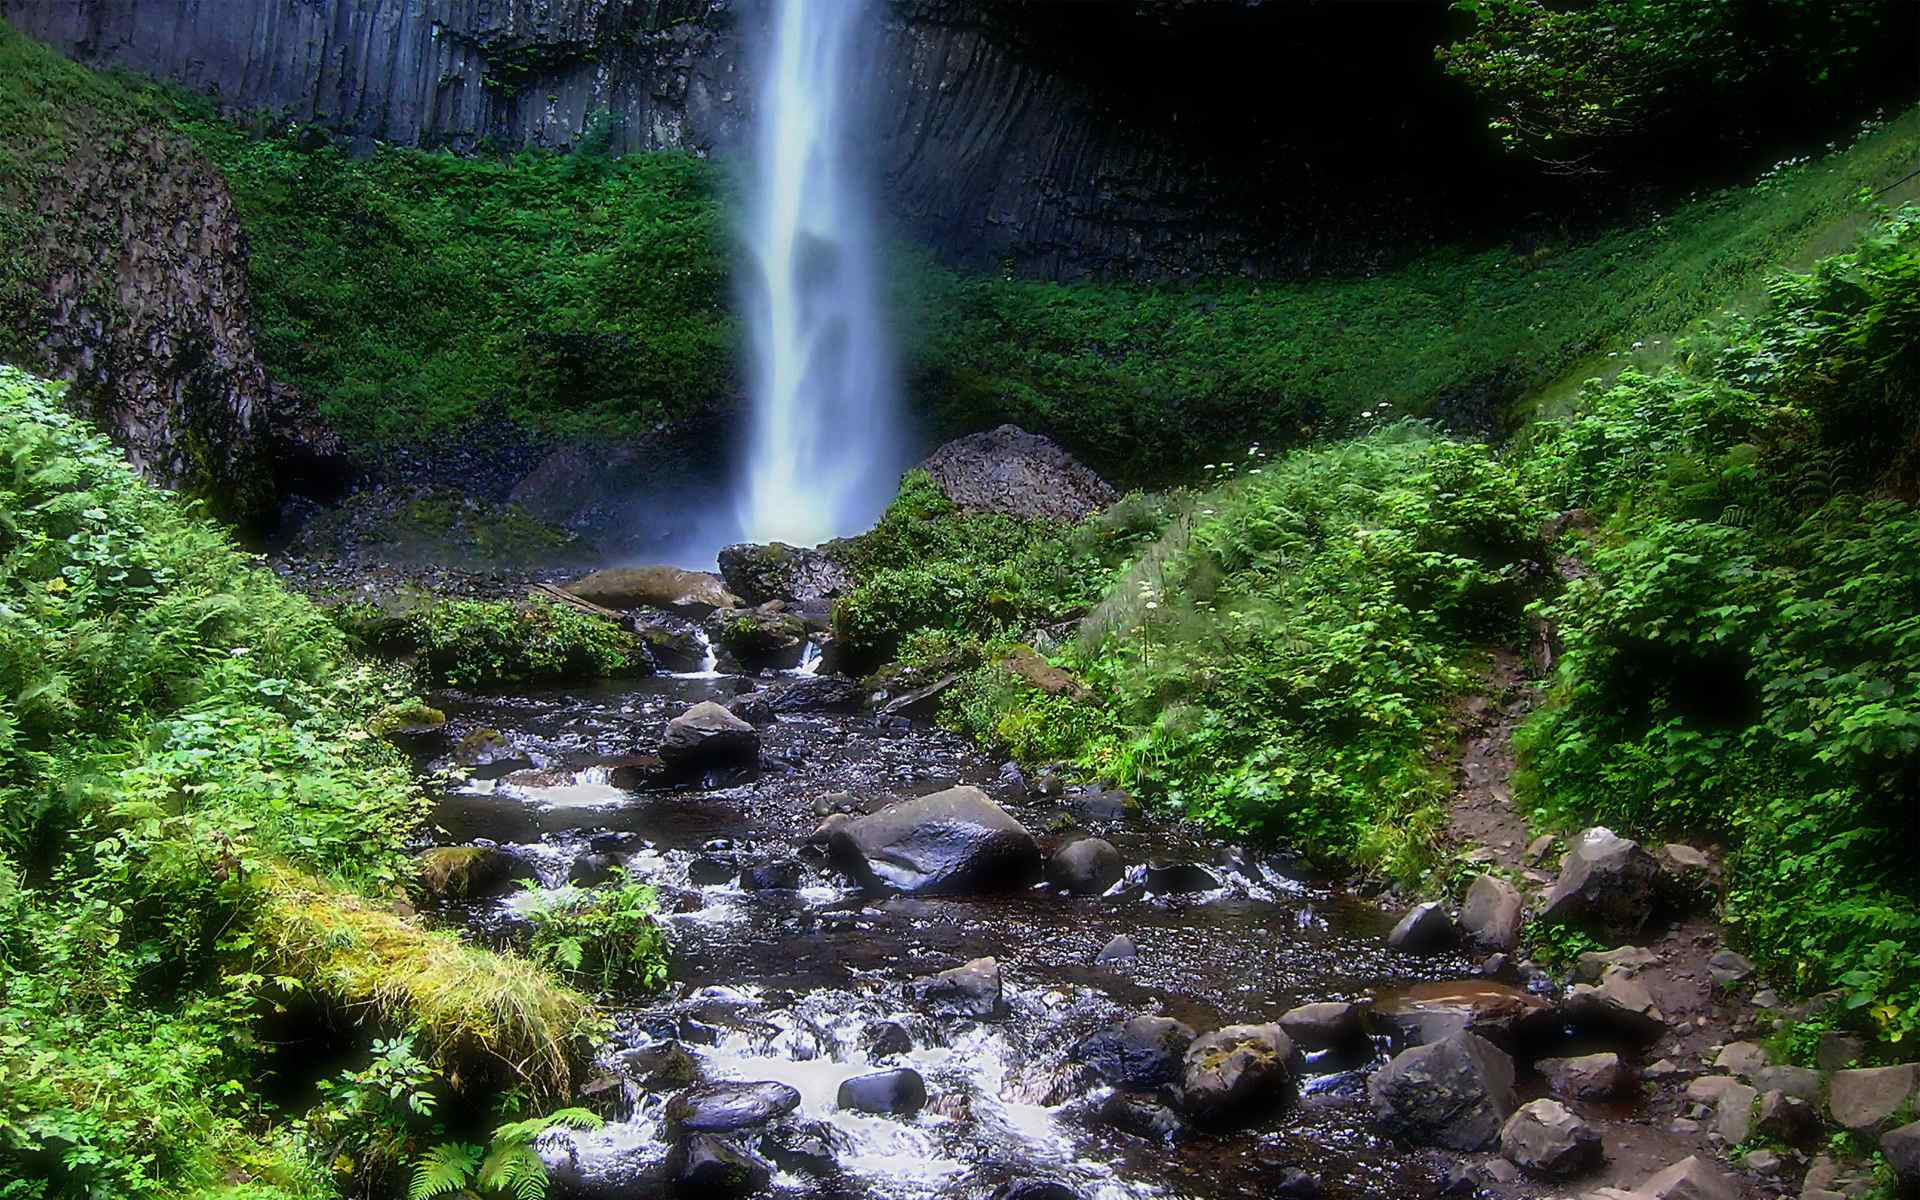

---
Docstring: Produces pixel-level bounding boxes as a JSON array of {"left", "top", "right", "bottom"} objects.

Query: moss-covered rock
[
  {"left": 710, "top": 607, "right": 808, "bottom": 672},
  {"left": 416, "top": 845, "right": 529, "bottom": 901},
  {"left": 563, "top": 565, "right": 741, "bottom": 613}
]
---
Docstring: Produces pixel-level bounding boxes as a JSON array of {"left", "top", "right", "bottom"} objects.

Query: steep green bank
[
  {"left": 851, "top": 206, "right": 1920, "bottom": 1049},
  {"left": 0, "top": 366, "right": 599, "bottom": 1198}
]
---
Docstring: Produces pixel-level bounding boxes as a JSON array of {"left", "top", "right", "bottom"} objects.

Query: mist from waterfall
[{"left": 737, "top": 0, "right": 904, "bottom": 548}]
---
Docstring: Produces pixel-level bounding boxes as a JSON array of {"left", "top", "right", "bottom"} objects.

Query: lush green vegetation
[
  {"left": 1439, "top": 0, "right": 1898, "bottom": 173},
  {"left": 899, "top": 105, "right": 1920, "bottom": 485},
  {"left": 0, "top": 366, "right": 602, "bottom": 1198},
  {"left": 1514, "top": 208, "right": 1920, "bottom": 1045},
  {"left": 175, "top": 112, "right": 732, "bottom": 448},
  {"left": 523, "top": 871, "right": 671, "bottom": 997},
  {"left": 393, "top": 597, "right": 648, "bottom": 690}
]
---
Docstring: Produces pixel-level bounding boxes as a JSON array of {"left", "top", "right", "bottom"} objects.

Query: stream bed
[{"left": 416, "top": 668, "right": 1501, "bottom": 1200}]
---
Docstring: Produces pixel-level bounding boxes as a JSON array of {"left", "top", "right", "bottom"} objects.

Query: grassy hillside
[{"left": 0, "top": 365, "right": 600, "bottom": 1198}]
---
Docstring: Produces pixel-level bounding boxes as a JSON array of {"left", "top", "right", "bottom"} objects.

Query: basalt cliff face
[{"left": 0, "top": 0, "right": 1506, "bottom": 279}]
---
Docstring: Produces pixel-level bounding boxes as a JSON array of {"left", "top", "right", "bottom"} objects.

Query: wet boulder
[
  {"left": 1144, "top": 860, "right": 1222, "bottom": 895},
  {"left": 1095, "top": 934, "right": 1139, "bottom": 967},
  {"left": 664, "top": 1082, "right": 802, "bottom": 1134},
  {"left": 1387, "top": 901, "right": 1456, "bottom": 953},
  {"left": 1047, "top": 837, "right": 1123, "bottom": 896},
  {"left": 415, "top": 845, "right": 531, "bottom": 901},
  {"left": 1636, "top": 1155, "right": 1739, "bottom": 1200},
  {"left": 836, "top": 1067, "right": 927, "bottom": 1116},
  {"left": 1500, "top": 1098, "right": 1603, "bottom": 1179},
  {"left": 878, "top": 674, "right": 959, "bottom": 721},
  {"left": 918, "top": 424, "right": 1118, "bottom": 521},
  {"left": 1179, "top": 1023, "right": 1296, "bottom": 1125},
  {"left": 1540, "top": 826, "right": 1661, "bottom": 937},
  {"left": 992, "top": 1180, "right": 1084, "bottom": 1200},
  {"left": 717, "top": 542, "right": 852, "bottom": 605},
  {"left": 1279, "top": 1002, "right": 1367, "bottom": 1049},
  {"left": 1372, "top": 981, "right": 1554, "bottom": 1051},
  {"left": 761, "top": 675, "right": 863, "bottom": 714},
  {"left": 563, "top": 565, "right": 742, "bottom": 614},
  {"left": 1076, "top": 1015, "right": 1196, "bottom": 1089},
  {"left": 1561, "top": 967, "right": 1668, "bottom": 1043},
  {"left": 1368, "top": 1031, "right": 1518, "bottom": 1152},
  {"left": 828, "top": 786, "right": 1041, "bottom": 895},
  {"left": 867, "top": 1021, "right": 913, "bottom": 1058},
  {"left": 569, "top": 851, "right": 621, "bottom": 887},
  {"left": 911, "top": 957, "right": 1004, "bottom": 1019},
  {"left": 688, "top": 856, "right": 737, "bottom": 886},
  {"left": 665, "top": 1133, "right": 772, "bottom": 1198},
  {"left": 1460, "top": 875, "right": 1525, "bottom": 951},
  {"left": 660, "top": 702, "right": 761, "bottom": 770},
  {"left": 709, "top": 607, "right": 809, "bottom": 672},
  {"left": 1097, "top": 1091, "right": 1187, "bottom": 1142},
  {"left": 618, "top": 1040, "right": 701, "bottom": 1090},
  {"left": 740, "top": 860, "right": 804, "bottom": 891},
  {"left": 1538, "top": 1052, "right": 1633, "bottom": 1102},
  {"left": 626, "top": 609, "right": 711, "bottom": 672}
]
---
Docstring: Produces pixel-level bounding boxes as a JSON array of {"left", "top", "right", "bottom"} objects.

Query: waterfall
[{"left": 737, "top": 0, "right": 903, "bottom": 547}]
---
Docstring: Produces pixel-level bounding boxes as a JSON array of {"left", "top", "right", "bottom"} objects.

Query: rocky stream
[{"left": 389, "top": 629, "right": 1837, "bottom": 1200}]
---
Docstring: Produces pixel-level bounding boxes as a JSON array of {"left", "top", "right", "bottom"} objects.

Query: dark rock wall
[
  {"left": 0, "top": 0, "right": 1511, "bottom": 279},
  {"left": 15, "top": 118, "right": 291, "bottom": 524}
]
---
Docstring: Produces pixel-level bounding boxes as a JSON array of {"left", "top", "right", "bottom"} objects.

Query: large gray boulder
[
  {"left": 1831, "top": 1063, "right": 1918, "bottom": 1130},
  {"left": 665, "top": 1133, "right": 772, "bottom": 1198},
  {"left": 660, "top": 701, "right": 761, "bottom": 770},
  {"left": 1636, "top": 1155, "right": 1739, "bottom": 1200},
  {"left": 664, "top": 1082, "right": 802, "bottom": 1134},
  {"left": 717, "top": 542, "right": 852, "bottom": 605},
  {"left": 1076, "top": 1016, "right": 1195, "bottom": 1089},
  {"left": 1179, "top": 1023, "right": 1295, "bottom": 1125},
  {"left": 1278, "top": 1002, "right": 1367, "bottom": 1049},
  {"left": 1540, "top": 826, "right": 1661, "bottom": 936},
  {"left": 563, "top": 565, "right": 741, "bottom": 613},
  {"left": 1883, "top": 1120, "right": 1920, "bottom": 1189},
  {"left": 1538, "top": 1052, "right": 1633, "bottom": 1102},
  {"left": 828, "top": 786, "right": 1041, "bottom": 895},
  {"left": 911, "top": 957, "right": 1004, "bottom": 1019},
  {"left": 1500, "top": 1098, "right": 1603, "bottom": 1179},
  {"left": 1368, "top": 1031, "right": 1518, "bottom": 1152},
  {"left": 1046, "top": 837, "right": 1123, "bottom": 896},
  {"left": 917, "top": 425, "right": 1117, "bottom": 521},
  {"left": 1387, "top": 901, "right": 1455, "bottom": 953},
  {"left": 1460, "top": 874, "right": 1525, "bottom": 951}
]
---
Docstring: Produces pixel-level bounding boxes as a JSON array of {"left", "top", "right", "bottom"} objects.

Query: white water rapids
[{"left": 737, "top": 0, "right": 904, "bottom": 547}]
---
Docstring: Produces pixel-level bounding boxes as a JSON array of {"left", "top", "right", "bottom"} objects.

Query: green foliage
[
  {"left": 1516, "top": 210, "right": 1920, "bottom": 1046},
  {"left": 944, "top": 429, "right": 1541, "bottom": 885},
  {"left": 830, "top": 471, "right": 1135, "bottom": 671},
  {"left": 0, "top": 363, "right": 429, "bottom": 1195},
  {"left": 171, "top": 111, "right": 731, "bottom": 448},
  {"left": 1440, "top": 0, "right": 1895, "bottom": 172},
  {"left": 399, "top": 597, "right": 647, "bottom": 689},
  {"left": 899, "top": 106, "right": 1920, "bottom": 484},
  {"left": 409, "top": 1108, "right": 603, "bottom": 1200},
  {"left": 523, "top": 870, "right": 670, "bottom": 997}
]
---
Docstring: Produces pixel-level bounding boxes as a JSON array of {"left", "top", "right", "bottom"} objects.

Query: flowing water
[
  {"left": 737, "top": 0, "right": 904, "bottom": 547},
  {"left": 412, "top": 666, "right": 1524, "bottom": 1200}
]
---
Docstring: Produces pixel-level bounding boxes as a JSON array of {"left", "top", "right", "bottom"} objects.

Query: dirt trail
[{"left": 1437, "top": 648, "right": 1779, "bottom": 1200}]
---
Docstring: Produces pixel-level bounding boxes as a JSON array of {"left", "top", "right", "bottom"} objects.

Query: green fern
[{"left": 409, "top": 1141, "right": 483, "bottom": 1200}]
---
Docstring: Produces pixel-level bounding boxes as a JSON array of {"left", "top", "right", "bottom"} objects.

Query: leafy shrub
[
  {"left": 1439, "top": 0, "right": 1899, "bottom": 173},
  {"left": 0, "top": 366, "right": 588, "bottom": 1196},
  {"left": 1516, "top": 210, "right": 1920, "bottom": 1045},
  {"left": 172, "top": 112, "right": 733, "bottom": 448},
  {"left": 951, "top": 427, "right": 1542, "bottom": 884},
  {"left": 523, "top": 871, "right": 670, "bottom": 997},
  {"left": 404, "top": 598, "right": 647, "bottom": 689},
  {"left": 830, "top": 471, "right": 1132, "bottom": 671}
]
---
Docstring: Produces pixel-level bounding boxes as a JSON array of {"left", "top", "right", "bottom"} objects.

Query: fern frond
[
  {"left": 477, "top": 1144, "right": 549, "bottom": 1200},
  {"left": 409, "top": 1141, "right": 483, "bottom": 1200}
]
